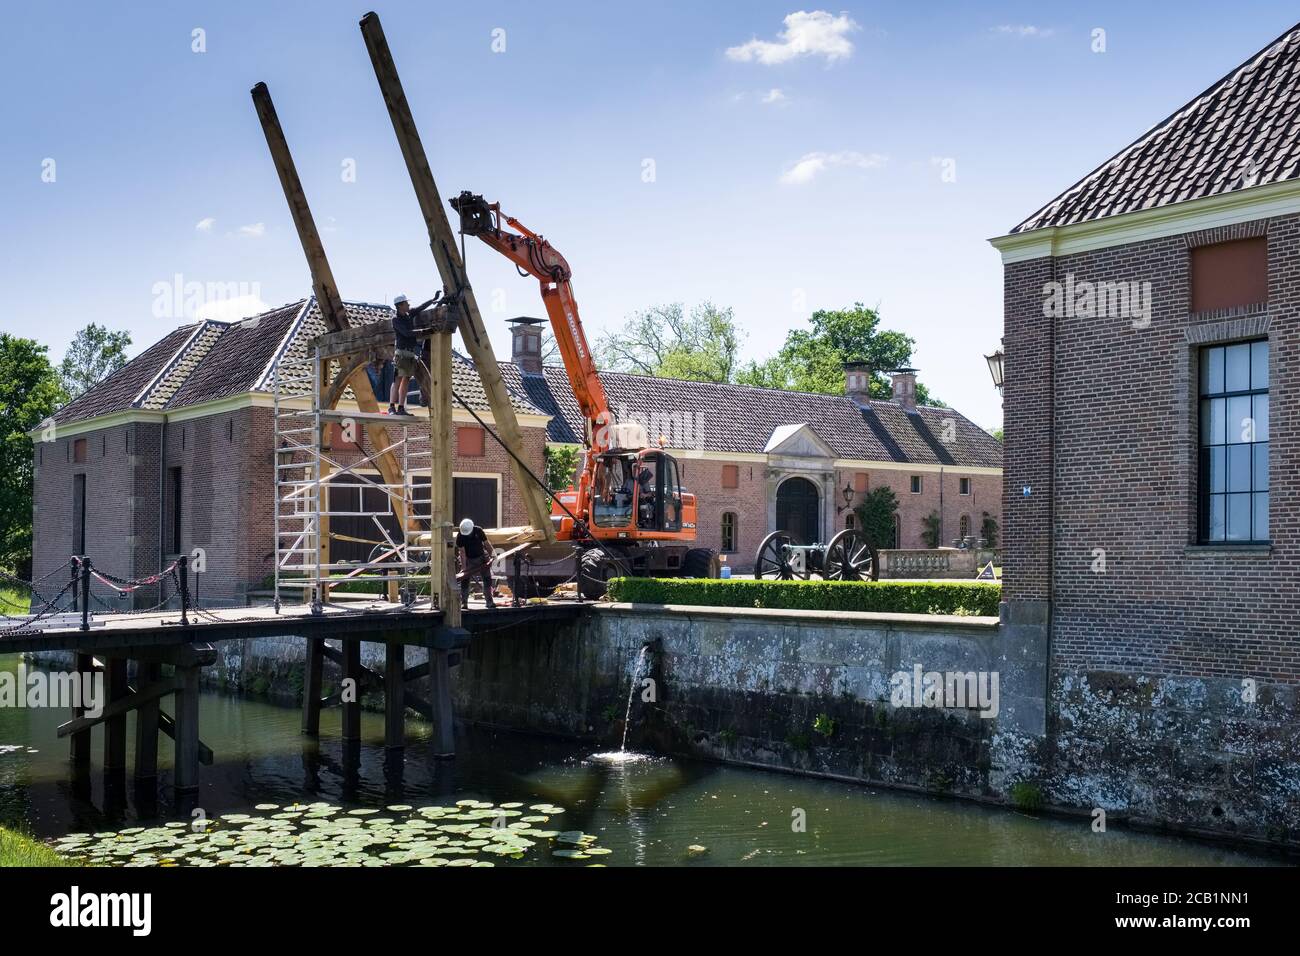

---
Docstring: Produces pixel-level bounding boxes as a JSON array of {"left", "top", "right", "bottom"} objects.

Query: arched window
[{"left": 721, "top": 512, "right": 737, "bottom": 553}]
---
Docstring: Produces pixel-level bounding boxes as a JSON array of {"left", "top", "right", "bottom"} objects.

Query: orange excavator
[{"left": 451, "top": 192, "right": 720, "bottom": 598}]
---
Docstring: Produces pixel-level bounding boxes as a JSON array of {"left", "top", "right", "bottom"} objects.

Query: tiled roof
[
  {"left": 54, "top": 297, "right": 545, "bottom": 423},
  {"left": 53, "top": 324, "right": 200, "bottom": 423},
  {"left": 499, "top": 363, "right": 1002, "bottom": 469},
  {"left": 1011, "top": 22, "right": 1300, "bottom": 234}
]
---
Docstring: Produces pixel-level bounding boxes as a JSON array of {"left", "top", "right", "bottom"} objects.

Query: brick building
[
  {"left": 498, "top": 319, "right": 1001, "bottom": 569},
  {"left": 32, "top": 296, "right": 1000, "bottom": 604},
  {"left": 992, "top": 23, "right": 1300, "bottom": 685}
]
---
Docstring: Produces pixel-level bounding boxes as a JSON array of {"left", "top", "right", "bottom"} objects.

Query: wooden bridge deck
[
  {"left": 1, "top": 599, "right": 583, "bottom": 655},
  {"left": 3, "top": 599, "right": 586, "bottom": 791}
]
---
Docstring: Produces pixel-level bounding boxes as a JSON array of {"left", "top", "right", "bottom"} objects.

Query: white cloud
[
  {"left": 195, "top": 294, "right": 269, "bottom": 323},
  {"left": 237, "top": 222, "right": 265, "bottom": 238},
  {"left": 727, "top": 11, "right": 859, "bottom": 66},
  {"left": 195, "top": 217, "right": 215, "bottom": 233},
  {"left": 779, "top": 150, "right": 887, "bottom": 185},
  {"left": 761, "top": 88, "right": 787, "bottom": 104},
  {"left": 993, "top": 24, "right": 1054, "bottom": 38}
]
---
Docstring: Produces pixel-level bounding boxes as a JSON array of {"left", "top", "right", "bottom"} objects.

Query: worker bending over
[
  {"left": 388, "top": 292, "right": 439, "bottom": 415},
  {"left": 456, "top": 518, "right": 496, "bottom": 609}
]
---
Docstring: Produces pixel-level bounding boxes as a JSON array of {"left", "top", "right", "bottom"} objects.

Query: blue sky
[{"left": 3, "top": 1, "right": 1297, "bottom": 429}]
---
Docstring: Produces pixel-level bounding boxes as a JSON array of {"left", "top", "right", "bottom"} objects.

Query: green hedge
[{"left": 605, "top": 578, "right": 1001, "bottom": 616}]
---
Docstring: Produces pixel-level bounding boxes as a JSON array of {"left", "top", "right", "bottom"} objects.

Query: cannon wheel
[
  {"left": 755, "top": 531, "right": 807, "bottom": 580},
  {"left": 824, "top": 528, "right": 877, "bottom": 581}
]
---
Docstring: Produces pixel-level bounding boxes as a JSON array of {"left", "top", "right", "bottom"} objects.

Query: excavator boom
[{"left": 452, "top": 193, "right": 614, "bottom": 452}]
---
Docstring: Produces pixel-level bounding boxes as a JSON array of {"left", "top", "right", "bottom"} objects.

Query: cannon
[{"left": 753, "top": 528, "right": 878, "bottom": 581}]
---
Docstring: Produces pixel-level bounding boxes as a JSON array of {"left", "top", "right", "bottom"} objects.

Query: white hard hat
[
  {"left": 459, "top": 518, "right": 474, "bottom": 535},
  {"left": 393, "top": 294, "right": 409, "bottom": 306}
]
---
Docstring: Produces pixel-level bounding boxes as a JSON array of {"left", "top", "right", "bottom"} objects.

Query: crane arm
[{"left": 451, "top": 193, "right": 613, "bottom": 451}]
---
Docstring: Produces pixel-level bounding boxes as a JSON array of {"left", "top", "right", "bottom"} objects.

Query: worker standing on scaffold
[{"left": 388, "top": 292, "right": 439, "bottom": 415}]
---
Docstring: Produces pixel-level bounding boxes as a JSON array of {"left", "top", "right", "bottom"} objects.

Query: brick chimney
[
  {"left": 843, "top": 360, "right": 873, "bottom": 406},
  {"left": 890, "top": 368, "right": 918, "bottom": 412},
  {"left": 508, "top": 316, "right": 545, "bottom": 376}
]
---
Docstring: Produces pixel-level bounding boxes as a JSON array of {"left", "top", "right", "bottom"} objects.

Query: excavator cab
[{"left": 591, "top": 450, "right": 683, "bottom": 534}]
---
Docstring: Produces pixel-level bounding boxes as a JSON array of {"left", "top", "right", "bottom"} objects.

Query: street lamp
[
  {"left": 984, "top": 348, "right": 1004, "bottom": 393},
  {"left": 836, "top": 482, "right": 856, "bottom": 515}
]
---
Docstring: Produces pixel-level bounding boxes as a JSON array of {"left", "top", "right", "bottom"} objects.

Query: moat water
[{"left": 0, "top": 655, "right": 1285, "bottom": 866}]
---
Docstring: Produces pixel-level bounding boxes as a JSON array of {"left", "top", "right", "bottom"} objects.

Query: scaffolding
[{"left": 272, "top": 344, "right": 433, "bottom": 611}]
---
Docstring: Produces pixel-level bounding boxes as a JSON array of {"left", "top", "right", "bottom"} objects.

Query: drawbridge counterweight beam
[{"left": 359, "top": 11, "right": 555, "bottom": 543}]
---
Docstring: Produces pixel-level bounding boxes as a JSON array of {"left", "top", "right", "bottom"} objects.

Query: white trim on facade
[{"left": 990, "top": 177, "right": 1300, "bottom": 263}]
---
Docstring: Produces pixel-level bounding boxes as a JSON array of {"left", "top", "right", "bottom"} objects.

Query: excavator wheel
[
  {"left": 579, "top": 548, "right": 626, "bottom": 601},
  {"left": 682, "top": 548, "right": 721, "bottom": 580}
]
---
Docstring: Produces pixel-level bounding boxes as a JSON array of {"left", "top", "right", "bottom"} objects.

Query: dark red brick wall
[{"left": 1003, "top": 213, "right": 1300, "bottom": 681}]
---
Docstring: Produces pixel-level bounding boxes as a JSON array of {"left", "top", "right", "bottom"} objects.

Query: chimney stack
[
  {"left": 843, "top": 360, "right": 873, "bottom": 406},
  {"left": 508, "top": 316, "right": 545, "bottom": 375},
  {"left": 890, "top": 368, "right": 918, "bottom": 412}
]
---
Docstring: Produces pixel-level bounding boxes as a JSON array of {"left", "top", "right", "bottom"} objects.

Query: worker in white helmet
[
  {"left": 388, "top": 292, "right": 438, "bottom": 415},
  {"left": 455, "top": 517, "right": 495, "bottom": 609}
]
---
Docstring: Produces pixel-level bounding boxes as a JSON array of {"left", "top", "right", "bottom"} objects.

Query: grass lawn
[
  {"left": 0, "top": 827, "right": 69, "bottom": 867},
  {"left": 0, "top": 585, "right": 31, "bottom": 614}
]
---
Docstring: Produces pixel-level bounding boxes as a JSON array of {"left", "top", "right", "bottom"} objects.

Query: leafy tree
[
  {"left": 544, "top": 444, "right": 583, "bottom": 499},
  {"left": 59, "top": 324, "right": 131, "bottom": 401},
  {"left": 0, "top": 336, "right": 66, "bottom": 574},
  {"left": 853, "top": 486, "right": 898, "bottom": 551},
  {"left": 921, "top": 510, "right": 942, "bottom": 549},
  {"left": 980, "top": 511, "right": 999, "bottom": 549},
  {"left": 595, "top": 302, "right": 742, "bottom": 384},
  {"left": 737, "top": 303, "right": 942, "bottom": 405},
  {"left": 989, "top": 427, "right": 1003, "bottom": 442}
]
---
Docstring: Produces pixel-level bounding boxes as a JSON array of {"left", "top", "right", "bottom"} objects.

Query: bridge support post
[
  {"left": 385, "top": 644, "right": 405, "bottom": 750},
  {"left": 428, "top": 647, "right": 455, "bottom": 758},
  {"left": 70, "top": 652, "right": 93, "bottom": 770},
  {"left": 134, "top": 661, "right": 162, "bottom": 782},
  {"left": 103, "top": 656, "right": 129, "bottom": 772},
  {"left": 341, "top": 639, "right": 361, "bottom": 742},
  {"left": 173, "top": 664, "right": 201, "bottom": 793},
  {"left": 302, "top": 637, "right": 323, "bottom": 735}
]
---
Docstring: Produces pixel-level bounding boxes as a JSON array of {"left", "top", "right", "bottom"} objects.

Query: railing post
[
  {"left": 512, "top": 554, "right": 523, "bottom": 608},
  {"left": 178, "top": 554, "right": 190, "bottom": 626},
  {"left": 69, "top": 558, "right": 80, "bottom": 613},
  {"left": 79, "top": 558, "right": 91, "bottom": 631}
]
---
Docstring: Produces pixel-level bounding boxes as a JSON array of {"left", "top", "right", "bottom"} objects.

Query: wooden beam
[
  {"left": 428, "top": 648, "right": 455, "bottom": 758},
  {"left": 341, "top": 639, "right": 361, "bottom": 742},
  {"left": 57, "top": 674, "right": 180, "bottom": 739},
  {"left": 322, "top": 353, "right": 369, "bottom": 410},
  {"left": 134, "top": 662, "right": 162, "bottom": 781},
  {"left": 385, "top": 644, "right": 404, "bottom": 749},
  {"left": 302, "top": 637, "right": 324, "bottom": 736},
  {"left": 432, "top": 333, "right": 461, "bottom": 626},
  {"left": 250, "top": 81, "right": 411, "bottom": 535},
  {"left": 173, "top": 665, "right": 201, "bottom": 793},
  {"left": 70, "top": 652, "right": 92, "bottom": 770},
  {"left": 359, "top": 11, "right": 554, "bottom": 542},
  {"left": 103, "top": 658, "right": 128, "bottom": 771}
]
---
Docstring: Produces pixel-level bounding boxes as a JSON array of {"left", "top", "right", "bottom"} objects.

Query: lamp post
[
  {"left": 836, "top": 482, "right": 856, "bottom": 515},
  {"left": 984, "top": 347, "right": 1004, "bottom": 393}
]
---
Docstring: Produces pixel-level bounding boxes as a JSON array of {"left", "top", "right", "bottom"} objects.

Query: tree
[
  {"left": 989, "top": 427, "right": 1003, "bottom": 442},
  {"left": 59, "top": 323, "right": 131, "bottom": 402},
  {"left": 0, "top": 336, "right": 66, "bottom": 575},
  {"left": 594, "top": 302, "right": 743, "bottom": 384},
  {"left": 981, "top": 512, "right": 999, "bottom": 549},
  {"left": 544, "top": 444, "right": 583, "bottom": 500},
  {"left": 736, "top": 303, "right": 942, "bottom": 405},
  {"left": 921, "top": 510, "right": 942, "bottom": 549},
  {"left": 853, "top": 486, "right": 898, "bottom": 551}
]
